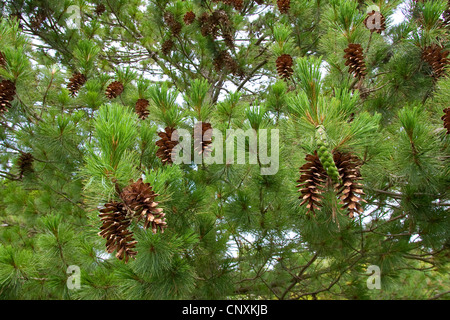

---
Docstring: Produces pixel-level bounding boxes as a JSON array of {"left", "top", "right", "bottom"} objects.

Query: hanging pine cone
[
  {"left": 296, "top": 151, "right": 327, "bottom": 214},
  {"left": 30, "top": 10, "right": 46, "bottom": 29},
  {"left": 315, "top": 125, "right": 340, "bottom": 184},
  {"left": 421, "top": 44, "right": 450, "bottom": 79},
  {"left": 198, "top": 12, "right": 219, "bottom": 38},
  {"left": 95, "top": 3, "right": 106, "bottom": 16},
  {"left": 67, "top": 72, "right": 86, "bottom": 97},
  {"left": 363, "top": 10, "right": 386, "bottom": 34},
  {"left": 194, "top": 122, "right": 213, "bottom": 157},
  {"left": 442, "top": 108, "right": 450, "bottom": 134},
  {"left": 0, "top": 79, "right": 16, "bottom": 116},
  {"left": 183, "top": 11, "right": 196, "bottom": 25},
  {"left": 277, "top": 0, "right": 290, "bottom": 14},
  {"left": 217, "top": 0, "right": 243, "bottom": 11},
  {"left": 17, "top": 152, "right": 34, "bottom": 179},
  {"left": 164, "top": 12, "right": 182, "bottom": 36},
  {"left": 135, "top": 98, "right": 150, "bottom": 120},
  {"left": 98, "top": 201, "right": 138, "bottom": 263},
  {"left": 276, "top": 54, "right": 294, "bottom": 80},
  {"left": 344, "top": 43, "right": 367, "bottom": 79},
  {"left": 120, "top": 178, "right": 166, "bottom": 234},
  {"left": 223, "top": 31, "right": 235, "bottom": 49},
  {"left": 333, "top": 151, "right": 366, "bottom": 218},
  {"left": 232, "top": 0, "right": 244, "bottom": 11},
  {"left": 161, "top": 39, "right": 174, "bottom": 55},
  {"left": 213, "top": 50, "right": 243, "bottom": 77},
  {"left": 156, "top": 127, "right": 179, "bottom": 165},
  {"left": 105, "top": 81, "right": 124, "bottom": 99}
]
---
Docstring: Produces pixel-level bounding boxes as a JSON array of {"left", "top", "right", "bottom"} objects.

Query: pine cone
[
  {"left": 194, "top": 122, "right": 213, "bottom": 157},
  {"left": 161, "top": 39, "right": 174, "bottom": 55},
  {"left": 135, "top": 98, "right": 150, "bottom": 120},
  {"left": 277, "top": 0, "right": 290, "bottom": 14},
  {"left": 183, "top": 11, "right": 196, "bottom": 25},
  {"left": 0, "top": 79, "right": 16, "bottom": 116},
  {"left": 421, "top": 44, "right": 449, "bottom": 79},
  {"left": 364, "top": 10, "right": 386, "bottom": 34},
  {"left": 333, "top": 151, "right": 366, "bottom": 218},
  {"left": 164, "top": 12, "right": 182, "bottom": 36},
  {"left": 0, "top": 52, "right": 6, "bottom": 68},
  {"left": 67, "top": 72, "right": 86, "bottom": 97},
  {"left": 95, "top": 3, "right": 106, "bottom": 16},
  {"left": 223, "top": 31, "right": 235, "bottom": 49},
  {"left": 105, "top": 81, "right": 124, "bottom": 99},
  {"left": 199, "top": 12, "right": 219, "bottom": 38},
  {"left": 296, "top": 151, "right": 327, "bottom": 214},
  {"left": 218, "top": 0, "right": 243, "bottom": 11},
  {"left": 276, "top": 54, "right": 294, "bottom": 80},
  {"left": 30, "top": 11, "right": 46, "bottom": 29},
  {"left": 232, "top": 0, "right": 244, "bottom": 11},
  {"left": 120, "top": 178, "right": 166, "bottom": 234},
  {"left": 98, "top": 201, "right": 138, "bottom": 263},
  {"left": 156, "top": 127, "right": 179, "bottom": 165},
  {"left": 214, "top": 50, "right": 243, "bottom": 77},
  {"left": 315, "top": 125, "right": 340, "bottom": 184},
  {"left": 442, "top": 108, "right": 450, "bottom": 134},
  {"left": 17, "top": 152, "right": 34, "bottom": 178},
  {"left": 344, "top": 43, "right": 367, "bottom": 79}
]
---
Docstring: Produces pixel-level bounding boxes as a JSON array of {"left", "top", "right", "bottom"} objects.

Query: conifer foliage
[{"left": 0, "top": 0, "right": 449, "bottom": 301}]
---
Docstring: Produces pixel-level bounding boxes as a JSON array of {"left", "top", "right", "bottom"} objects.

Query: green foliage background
[{"left": 0, "top": 0, "right": 449, "bottom": 300}]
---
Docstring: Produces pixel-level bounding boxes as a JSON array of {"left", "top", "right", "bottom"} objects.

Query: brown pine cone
[
  {"left": 156, "top": 126, "right": 179, "bottom": 165},
  {"left": 183, "top": 11, "right": 196, "bottom": 25},
  {"left": 105, "top": 81, "right": 124, "bottom": 99},
  {"left": 194, "top": 122, "right": 213, "bottom": 157},
  {"left": 296, "top": 151, "right": 327, "bottom": 214},
  {"left": 333, "top": 151, "right": 366, "bottom": 218},
  {"left": 98, "top": 201, "right": 138, "bottom": 263},
  {"left": 135, "top": 98, "right": 150, "bottom": 120},
  {"left": 17, "top": 152, "right": 34, "bottom": 178},
  {"left": 0, "top": 52, "right": 6, "bottom": 68},
  {"left": 67, "top": 72, "right": 87, "bottom": 97},
  {"left": 344, "top": 43, "right": 367, "bottom": 79},
  {"left": 276, "top": 54, "right": 294, "bottom": 80},
  {"left": 277, "top": 0, "right": 290, "bottom": 14},
  {"left": 95, "top": 3, "right": 106, "bottom": 16},
  {"left": 120, "top": 178, "right": 167, "bottom": 234},
  {"left": 442, "top": 108, "right": 450, "bottom": 134},
  {"left": 161, "top": 39, "right": 174, "bottom": 55},
  {"left": 164, "top": 12, "right": 182, "bottom": 36},
  {"left": 363, "top": 10, "right": 386, "bottom": 34},
  {"left": 0, "top": 79, "right": 16, "bottom": 116},
  {"left": 421, "top": 44, "right": 449, "bottom": 79}
]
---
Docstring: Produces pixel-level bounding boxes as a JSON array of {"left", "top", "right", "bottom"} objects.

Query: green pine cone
[{"left": 315, "top": 125, "right": 340, "bottom": 184}]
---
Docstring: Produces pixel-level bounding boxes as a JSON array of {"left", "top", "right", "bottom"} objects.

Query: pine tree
[{"left": 0, "top": 0, "right": 449, "bottom": 302}]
